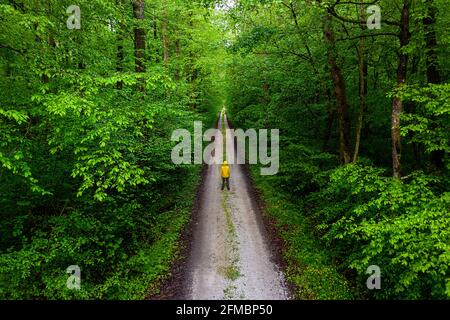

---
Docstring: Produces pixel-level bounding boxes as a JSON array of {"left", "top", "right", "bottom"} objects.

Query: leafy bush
[
  {"left": 0, "top": 70, "right": 210, "bottom": 299},
  {"left": 307, "top": 165, "right": 450, "bottom": 299},
  {"left": 251, "top": 165, "right": 353, "bottom": 300}
]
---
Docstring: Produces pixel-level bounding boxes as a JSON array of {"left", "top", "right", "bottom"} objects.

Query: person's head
[{"left": 223, "top": 161, "right": 228, "bottom": 166}]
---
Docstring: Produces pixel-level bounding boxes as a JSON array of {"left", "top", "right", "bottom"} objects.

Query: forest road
[{"left": 182, "top": 113, "right": 289, "bottom": 300}]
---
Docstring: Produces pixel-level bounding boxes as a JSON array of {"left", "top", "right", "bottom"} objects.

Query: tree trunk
[
  {"left": 353, "top": 3, "right": 368, "bottom": 163},
  {"left": 116, "top": 0, "right": 124, "bottom": 89},
  {"left": 162, "top": 7, "right": 170, "bottom": 64},
  {"left": 175, "top": 38, "right": 181, "bottom": 80},
  {"left": 133, "top": 0, "right": 145, "bottom": 73},
  {"left": 324, "top": 14, "right": 352, "bottom": 165},
  {"left": 424, "top": 0, "right": 441, "bottom": 85},
  {"left": 391, "top": 0, "right": 411, "bottom": 179},
  {"left": 423, "top": 0, "right": 444, "bottom": 170}
]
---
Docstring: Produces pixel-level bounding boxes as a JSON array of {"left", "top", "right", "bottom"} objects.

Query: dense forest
[{"left": 1, "top": 0, "right": 449, "bottom": 300}]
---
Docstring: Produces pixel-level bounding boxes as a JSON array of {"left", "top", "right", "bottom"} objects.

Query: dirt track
[{"left": 182, "top": 113, "right": 289, "bottom": 300}]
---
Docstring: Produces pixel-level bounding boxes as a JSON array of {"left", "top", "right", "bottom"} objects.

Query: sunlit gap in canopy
[{"left": 215, "top": 0, "right": 237, "bottom": 11}]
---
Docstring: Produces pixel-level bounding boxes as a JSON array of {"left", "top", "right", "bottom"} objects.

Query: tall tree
[
  {"left": 162, "top": 5, "right": 170, "bottom": 64},
  {"left": 353, "top": 2, "right": 368, "bottom": 163},
  {"left": 116, "top": 0, "right": 125, "bottom": 89},
  {"left": 423, "top": 0, "right": 444, "bottom": 170},
  {"left": 391, "top": 0, "right": 411, "bottom": 179},
  {"left": 133, "top": 0, "right": 146, "bottom": 86},
  {"left": 323, "top": 13, "right": 353, "bottom": 165}
]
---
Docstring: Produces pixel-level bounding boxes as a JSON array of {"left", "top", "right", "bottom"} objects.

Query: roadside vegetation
[
  {"left": 227, "top": 0, "right": 450, "bottom": 300},
  {"left": 0, "top": 0, "right": 222, "bottom": 299}
]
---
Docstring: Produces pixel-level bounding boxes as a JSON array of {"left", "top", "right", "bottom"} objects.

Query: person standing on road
[{"left": 221, "top": 161, "right": 231, "bottom": 191}]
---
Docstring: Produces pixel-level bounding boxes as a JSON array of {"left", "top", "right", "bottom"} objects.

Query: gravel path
[{"left": 183, "top": 113, "right": 289, "bottom": 300}]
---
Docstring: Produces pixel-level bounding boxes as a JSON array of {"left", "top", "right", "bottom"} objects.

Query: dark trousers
[{"left": 221, "top": 178, "right": 230, "bottom": 191}]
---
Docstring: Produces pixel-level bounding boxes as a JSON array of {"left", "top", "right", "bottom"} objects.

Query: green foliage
[
  {"left": 1, "top": 0, "right": 449, "bottom": 301},
  {"left": 225, "top": 0, "right": 449, "bottom": 300},
  {"left": 306, "top": 165, "right": 450, "bottom": 299},
  {"left": 0, "top": 169, "right": 200, "bottom": 299},
  {"left": 399, "top": 84, "right": 450, "bottom": 163},
  {"left": 251, "top": 165, "right": 353, "bottom": 300},
  {"left": 0, "top": 0, "right": 223, "bottom": 299}
]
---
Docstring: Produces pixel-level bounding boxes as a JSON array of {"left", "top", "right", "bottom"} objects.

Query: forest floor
[{"left": 176, "top": 113, "right": 290, "bottom": 300}]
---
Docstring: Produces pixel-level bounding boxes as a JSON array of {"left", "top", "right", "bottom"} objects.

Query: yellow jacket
[{"left": 221, "top": 162, "right": 230, "bottom": 178}]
